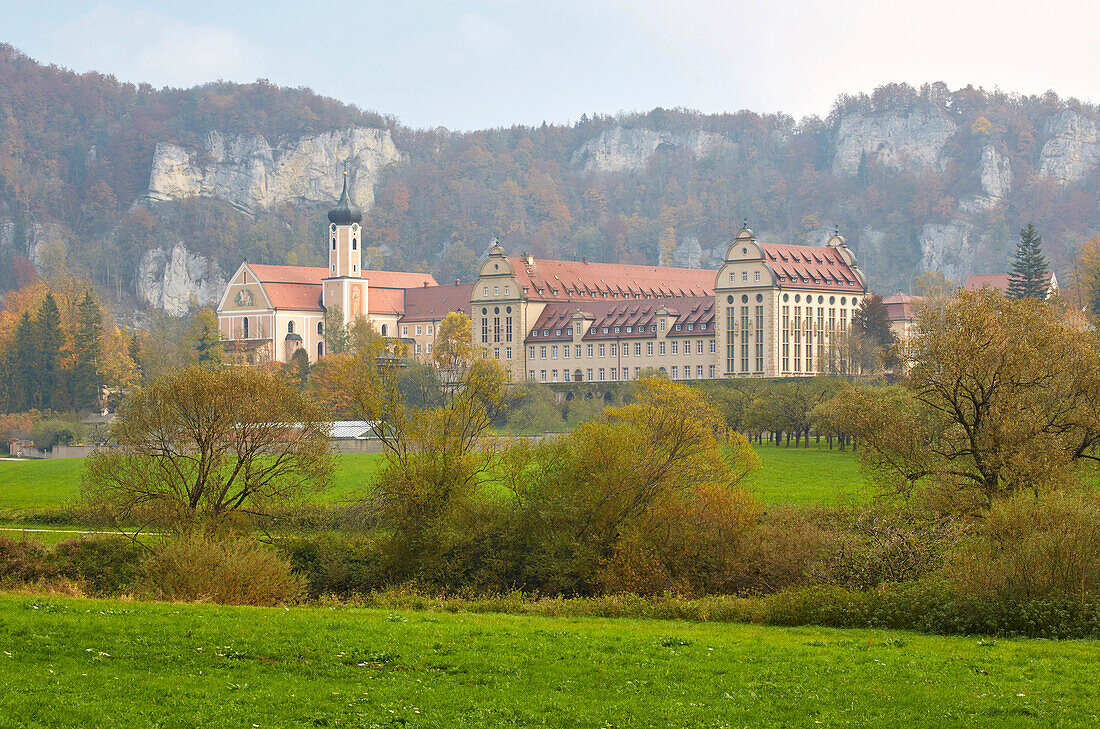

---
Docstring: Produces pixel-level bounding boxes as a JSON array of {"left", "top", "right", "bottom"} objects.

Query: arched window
[
  {"left": 287, "top": 320, "right": 295, "bottom": 334},
  {"left": 331, "top": 265, "right": 335, "bottom": 274},
  {"left": 352, "top": 238, "right": 357, "bottom": 250},
  {"left": 317, "top": 342, "right": 324, "bottom": 359},
  {"left": 381, "top": 324, "right": 388, "bottom": 336},
  {"left": 243, "top": 317, "right": 249, "bottom": 338},
  {"left": 317, "top": 321, "right": 324, "bottom": 335}
]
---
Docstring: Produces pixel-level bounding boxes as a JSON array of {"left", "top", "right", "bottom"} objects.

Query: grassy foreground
[{"left": 0, "top": 593, "right": 1094, "bottom": 728}]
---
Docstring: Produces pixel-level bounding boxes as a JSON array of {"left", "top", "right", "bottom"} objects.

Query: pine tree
[
  {"left": 1006, "top": 223, "right": 1050, "bottom": 300},
  {"left": 35, "top": 294, "right": 65, "bottom": 409},
  {"left": 72, "top": 291, "right": 104, "bottom": 410}
]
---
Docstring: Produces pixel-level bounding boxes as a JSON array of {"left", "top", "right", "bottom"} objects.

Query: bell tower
[{"left": 322, "top": 171, "right": 367, "bottom": 335}]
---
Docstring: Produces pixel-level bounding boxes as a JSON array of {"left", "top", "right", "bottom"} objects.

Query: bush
[
  {"left": 54, "top": 537, "right": 144, "bottom": 595},
  {"left": 0, "top": 538, "right": 56, "bottom": 582},
  {"left": 279, "top": 535, "right": 389, "bottom": 597},
  {"left": 947, "top": 490, "right": 1100, "bottom": 603},
  {"left": 141, "top": 534, "right": 305, "bottom": 606},
  {"left": 31, "top": 418, "right": 86, "bottom": 450}
]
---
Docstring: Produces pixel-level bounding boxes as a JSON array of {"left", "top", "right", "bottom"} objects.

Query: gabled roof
[
  {"left": 364, "top": 271, "right": 438, "bottom": 290},
  {"left": 965, "top": 272, "right": 1056, "bottom": 294},
  {"left": 401, "top": 283, "right": 474, "bottom": 322},
  {"left": 882, "top": 292, "right": 922, "bottom": 322},
  {"left": 367, "top": 288, "right": 405, "bottom": 316},
  {"left": 525, "top": 297, "right": 715, "bottom": 343},
  {"left": 248, "top": 264, "right": 328, "bottom": 284},
  {"left": 505, "top": 258, "right": 714, "bottom": 301},
  {"left": 263, "top": 282, "right": 323, "bottom": 312},
  {"left": 761, "top": 243, "right": 863, "bottom": 292}
]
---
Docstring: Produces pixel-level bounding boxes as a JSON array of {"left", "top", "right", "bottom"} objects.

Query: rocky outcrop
[
  {"left": 147, "top": 127, "right": 403, "bottom": 211},
  {"left": 832, "top": 108, "right": 956, "bottom": 176},
  {"left": 979, "top": 145, "right": 1012, "bottom": 198},
  {"left": 920, "top": 222, "right": 976, "bottom": 281},
  {"left": 26, "top": 223, "right": 71, "bottom": 273},
  {"left": 571, "top": 127, "right": 736, "bottom": 173},
  {"left": 1039, "top": 110, "right": 1100, "bottom": 184},
  {"left": 137, "top": 243, "right": 225, "bottom": 316}
]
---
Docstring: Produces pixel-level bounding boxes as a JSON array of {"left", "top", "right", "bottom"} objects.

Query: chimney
[
  {"left": 423, "top": 281, "right": 429, "bottom": 287},
  {"left": 582, "top": 257, "right": 588, "bottom": 264},
  {"left": 454, "top": 278, "right": 460, "bottom": 286}
]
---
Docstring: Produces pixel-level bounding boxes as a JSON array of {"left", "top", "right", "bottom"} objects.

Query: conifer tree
[
  {"left": 1007, "top": 223, "right": 1050, "bottom": 300},
  {"left": 10, "top": 312, "right": 37, "bottom": 412},
  {"left": 72, "top": 291, "right": 103, "bottom": 410},
  {"left": 35, "top": 294, "right": 65, "bottom": 409}
]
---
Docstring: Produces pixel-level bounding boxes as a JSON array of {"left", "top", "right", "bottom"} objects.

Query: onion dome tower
[{"left": 321, "top": 170, "right": 367, "bottom": 353}]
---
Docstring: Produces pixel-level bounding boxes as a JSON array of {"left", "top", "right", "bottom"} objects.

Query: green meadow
[
  {"left": 0, "top": 593, "right": 1095, "bottom": 728},
  {"left": 0, "top": 443, "right": 868, "bottom": 516}
]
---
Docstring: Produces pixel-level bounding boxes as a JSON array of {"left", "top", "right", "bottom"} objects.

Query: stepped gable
[
  {"left": 507, "top": 257, "right": 714, "bottom": 301},
  {"left": 525, "top": 296, "right": 715, "bottom": 343},
  {"left": 761, "top": 243, "right": 862, "bottom": 291},
  {"left": 401, "top": 282, "right": 475, "bottom": 322}
]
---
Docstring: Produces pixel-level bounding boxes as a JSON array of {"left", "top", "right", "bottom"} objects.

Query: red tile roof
[
  {"left": 400, "top": 283, "right": 475, "bottom": 322},
  {"left": 965, "top": 272, "right": 1055, "bottom": 294},
  {"left": 364, "top": 270, "right": 438, "bottom": 289},
  {"left": 525, "top": 297, "right": 715, "bottom": 343},
  {"left": 505, "top": 258, "right": 714, "bottom": 300},
  {"left": 262, "top": 283, "right": 323, "bottom": 312},
  {"left": 882, "top": 292, "right": 922, "bottom": 322},
  {"left": 248, "top": 264, "right": 328, "bottom": 284},
  {"left": 367, "top": 288, "right": 406, "bottom": 316},
  {"left": 761, "top": 243, "right": 864, "bottom": 292}
]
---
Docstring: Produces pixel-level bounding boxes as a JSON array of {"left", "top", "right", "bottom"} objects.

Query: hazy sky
[{"left": 3, "top": 0, "right": 1099, "bottom": 130}]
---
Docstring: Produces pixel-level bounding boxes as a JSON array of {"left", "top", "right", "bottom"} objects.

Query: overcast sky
[{"left": 3, "top": 0, "right": 1098, "bottom": 130}]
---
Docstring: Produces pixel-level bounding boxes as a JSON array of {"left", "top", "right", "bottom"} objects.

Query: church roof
[
  {"left": 761, "top": 243, "right": 863, "bottom": 292},
  {"left": 327, "top": 173, "right": 363, "bottom": 226},
  {"left": 401, "top": 282, "right": 474, "bottom": 322},
  {"left": 363, "top": 271, "right": 438, "bottom": 290},
  {"left": 505, "top": 257, "right": 714, "bottom": 300},
  {"left": 243, "top": 263, "right": 436, "bottom": 313},
  {"left": 367, "top": 288, "right": 406, "bottom": 316},
  {"left": 262, "top": 283, "right": 323, "bottom": 312},
  {"left": 248, "top": 264, "right": 328, "bottom": 284}
]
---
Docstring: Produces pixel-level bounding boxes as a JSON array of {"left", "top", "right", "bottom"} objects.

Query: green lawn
[
  {"left": 0, "top": 593, "right": 1095, "bottom": 727},
  {"left": 744, "top": 441, "right": 871, "bottom": 506},
  {"left": 2, "top": 445, "right": 869, "bottom": 516}
]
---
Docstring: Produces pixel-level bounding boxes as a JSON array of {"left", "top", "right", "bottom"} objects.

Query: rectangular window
[
  {"left": 529, "top": 370, "right": 535, "bottom": 381},
  {"left": 647, "top": 342, "right": 654, "bottom": 356},
  {"left": 551, "top": 345, "right": 558, "bottom": 358},
  {"left": 710, "top": 340, "right": 716, "bottom": 354},
  {"left": 730, "top": 273, "right": 735, "bottom": 283},
  {"left": 794, "top": 306, "right": 802, "bottom": 373},
  {"left": 505, "top": 347, "right": 511, "bottom": 360},
  {"left": 599, "top": 344, "right": 606, "bottom": 357},
  {"left": 634, "top": 367, "right": 641, "bottom": 378},
  {"left": 697, "top": 340, "right": 703, "bottom": 354},
  {"left": 817, "top": 308, "right": 825, "bottom": 371},
  {"left": 635, "top": 343, "right": 642, "bottom": 356},
  {"left": 493, "top": 316, "right": 500, "bottom": 343},
  {"left": 659, "top": 342, "right": 666, "bottom": 355},
  {"left": 427, "top": 343, "right": 433, "bottom": 354},
  {"left": 726, "top": 306, "right": 736, "bottom": 374},
  {"left": 540, "top": 346, "right": 547, "bottom": 359},
  {"left": 598, "top": 368, "right": 605, "bottom": 381},
  {"left": 483, "top": 286, "right": 489, "bottom": 297},
  {"left": 494, "top": 286, "right": 499, "bottom": 296},
  {"left": 494, "top": 347, "right": 500, "bottom": 359},
  {"left": 575, "top": 345, "right": 582, "bottom": 358},
  {"left": 587, "top": 344, "right": 594, "bottom": 357},
  {"left": 610, "top": 367, "right": 617, "bottom": 381},
  {"left": 415, "top": 343, "right": 422, "bottom": 355},
  {"left": 587, "top": 368, "right": 593, "bottom": 381},
  {"left": 742, "top": 271, "right": 748, "bottom": 282},
  {"left": 672, "top": 366, "right": 678, "bottom": 379},
  {"left": 755, "top": 306, "right": 764, "bottom": 373},
  {"left": 782, "top": 305, "right": 790, "bottom": 373},
  {"left": 805, "top": 311, "right": 813, "bottom": 373},
  {"left": 741, "top": 306, "right": 750, "bottom": 373},
  {"left": 402, "top": 326, "right": 408, "bottom": 337},
  {"left": 540, "top": 370, "right": 547, "bottom": 382},
  {"left": 506, "top": 317, "right": 512, "bottom": 342},
  {"left": 840, "top": 309, "right": 848, "bottom": 332},
  {"left": 427, "top": 324, "right": 434, "bottom": 336},
  {"left": 415, "top": 325, "right": 422, "bottom": 336},
  {"left": 552, "top": 369, "right": 558, "bottom": 382},
  {"left": 709, "top": 364, "right": 716, "bottom": 378},
  {"left": 754, "top": 271, "right": 760, "bottom": 282},
  {"left": 563, "top": 346, "right": 570, "bottom": 359},
  {"left": 481, "top": 318, "right": 488, "bottom": 344},
  {"left": 671, "top": 341, "right": 678, "bottom": 355},
  {"left": 610, "top": 343, "right": 617, "bottom": 357},
  {"left": 529, "top": 346, "right": 535, "bottom": 359}
]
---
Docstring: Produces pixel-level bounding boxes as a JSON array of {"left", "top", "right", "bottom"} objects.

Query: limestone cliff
[
  {"left": 147, "top": 127, "right": 403, "bottom": 211},
  {"left": 136, "top": 243, "right": 226, "bottom": 316},
  {"left": 571, "top": 127, "right": 736, "bottom": 173},
  {"left": 979, "top": 145, "right": 1013, "bottom": 198},
  {"left": 832, "top": 107, "right": 956, "bottom": 176},
  {"left": 1039, "top": 110, "right": 1100, "bottom": 184}
]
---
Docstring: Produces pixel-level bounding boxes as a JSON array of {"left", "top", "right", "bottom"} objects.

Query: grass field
[
  {"left": 0, "top": 593, "right": 1094, "bottom": 727},
  {"left": 745, "top": 441, "right": 871, "bottom": 506}
]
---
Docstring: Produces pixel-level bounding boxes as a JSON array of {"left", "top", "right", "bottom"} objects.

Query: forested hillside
[{"left": 2, "top": 42, "right": 1100, "bottom": 318}]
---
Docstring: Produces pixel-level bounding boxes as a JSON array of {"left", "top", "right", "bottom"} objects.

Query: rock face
[
  {"left": 137, "top": 243, "right": 226, "bottom": 316},
  {"left": 920, "top": 222, "right": 974, "bottom": 281},
  {"left": 1039, "top": 110, "right": 1100, "bottom": 184},
  {"left": 979, "top": 145, "right": 1013, "bottom": 198},
  {"left": 26, "top": 222, "right": 71, "bottom": 272},
  {"left": 571, "top": 127, "right": 736, "bottom": 173},
  {"left": 832, "top": 108, "right": 956, "bottom": 176},
  {"left": 147, "top": 127, "right": 403, "bottom": 211}
]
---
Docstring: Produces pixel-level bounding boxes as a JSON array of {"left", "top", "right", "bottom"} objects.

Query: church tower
[{"left": 322, "top": 171, "right": 367, "bottom": 345}]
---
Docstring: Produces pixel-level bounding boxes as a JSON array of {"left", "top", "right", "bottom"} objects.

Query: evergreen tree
[
  {"left": 35, "top": 294, "right": 65, "bottom": 410},
  {"left": 72, "top": 291, "right": 104, "bottom": 410},
  {"left": 9, "top": 312, "right": 37, "bottom": 412},
  {"left": 1007, "top": 223, "right": 1050, "bottom": 300},
  {"left": 188, "top": 308, "right": 225, "bottom": 366}
]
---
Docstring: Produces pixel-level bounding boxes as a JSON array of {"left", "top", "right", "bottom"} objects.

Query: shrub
[
  {"left": 141, "top": 534, "right": 304, "bottom": 606},
  {"left": 54, "top": 537, "right": 144, "bottom": 595},
  {"left": 0, "top": 538, "right": 56, "bottom": 582},
  {"left": 279, "top": 535, "right": 389, "bottom": 597},
  {"left": 947, "top": 490, "right": 1100, "bottom": 603}
]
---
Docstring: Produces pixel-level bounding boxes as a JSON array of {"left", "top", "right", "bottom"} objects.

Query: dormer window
[
  {"left": 674, "top": 324, "right": 681, "bottom": 331},
  {"left": 626, "top": 326, "right": 632, "bottom": 333}
]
